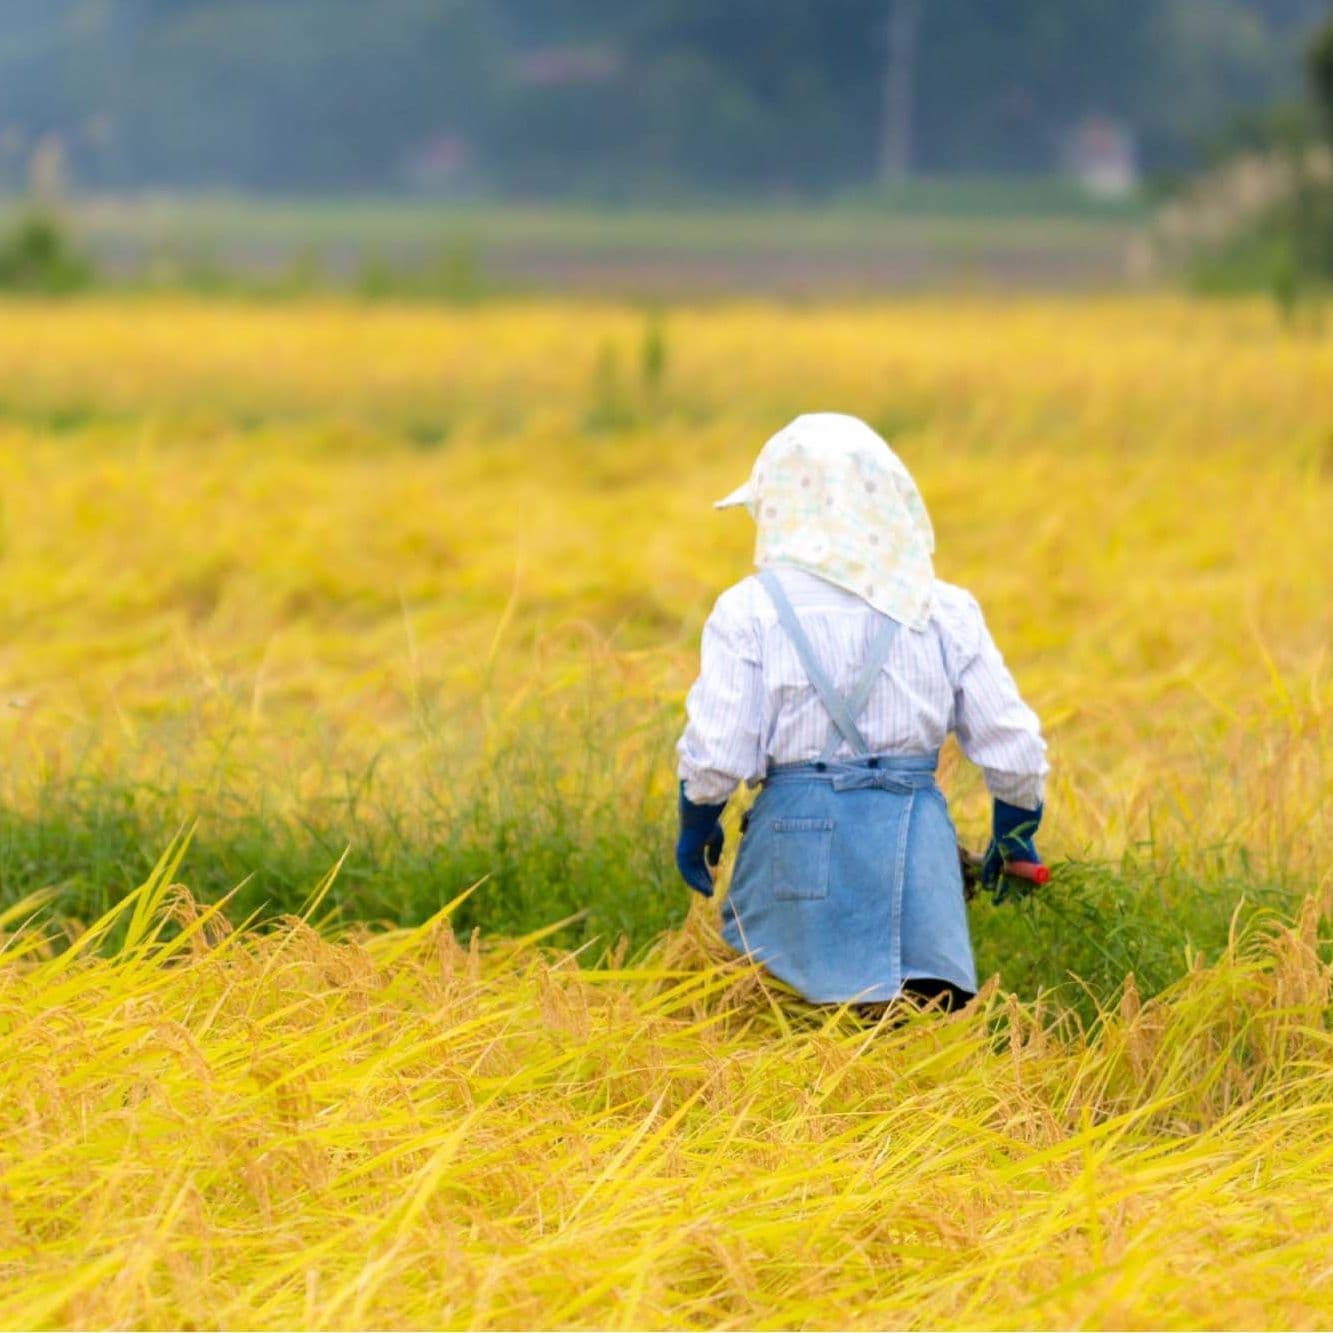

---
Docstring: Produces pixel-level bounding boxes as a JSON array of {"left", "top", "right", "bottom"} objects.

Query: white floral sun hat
[{"left": 716, "top": 413, "right": 936, "bottom": 630}]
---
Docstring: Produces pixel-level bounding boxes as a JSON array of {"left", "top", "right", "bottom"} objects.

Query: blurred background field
[{"left": 0, "top": 293, "right": 1328, "bottom": 1012}]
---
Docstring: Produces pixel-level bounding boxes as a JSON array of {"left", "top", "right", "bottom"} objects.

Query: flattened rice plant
[{"left": 0, "top": 848, "right": 1329, "bottom": 1330}]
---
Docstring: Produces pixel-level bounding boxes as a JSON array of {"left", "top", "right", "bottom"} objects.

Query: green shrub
[{"left": 0, "top": 212, "right": 94, "bottom": 294}]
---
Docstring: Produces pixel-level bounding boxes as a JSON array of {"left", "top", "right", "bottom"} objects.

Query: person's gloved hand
[
  {"left": 981, "top": 799, "right": 1044, "bottom": 903},
  {"left": 676, "top": 783, "right": 726, "bottom": 898}
]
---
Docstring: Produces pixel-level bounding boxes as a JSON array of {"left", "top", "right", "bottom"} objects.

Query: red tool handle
[{"left": 1004, "top": 860, "right": 1051, "bottom": 885}]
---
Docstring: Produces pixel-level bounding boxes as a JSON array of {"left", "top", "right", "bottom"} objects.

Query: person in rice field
[{"left": 675, "top": 413, "right": 1049, "bottom": 1013}]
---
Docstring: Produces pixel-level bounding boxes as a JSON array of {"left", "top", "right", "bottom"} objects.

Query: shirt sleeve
[
  {"left": 676, "top": 588, "right": 765, "bottom": 805},
  {"left": 946, "top": 593, "right": 1049, "bottom": 810}
]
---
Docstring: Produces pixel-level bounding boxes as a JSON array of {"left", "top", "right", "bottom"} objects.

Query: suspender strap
[
  {"left": 825, "top": 612, "right": 901, "bottom": 763},
  {"left": 757, "top": 569, "right": 902, "bottom": 763},
  {"left": 758, "top": 570, "right": 871, "bottom": 757}
]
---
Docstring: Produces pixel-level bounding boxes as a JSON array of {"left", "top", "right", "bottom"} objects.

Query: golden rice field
[{"left": 0, "top": 295, "right": 1330, "bottom": 1329}]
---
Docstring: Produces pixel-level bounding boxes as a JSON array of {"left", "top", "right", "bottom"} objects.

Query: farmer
[{"left": 675, "top": 413, "right": 1049, "bottom": 1011}]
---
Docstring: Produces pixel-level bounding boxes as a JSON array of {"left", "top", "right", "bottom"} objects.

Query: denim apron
[{"left": 720, "top": 570, "right": 977, "bottom": 1005}]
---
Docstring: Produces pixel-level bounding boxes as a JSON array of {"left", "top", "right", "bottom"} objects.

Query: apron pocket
[{"left": 771, "top": 817, "right": 835, "bottom": 901}]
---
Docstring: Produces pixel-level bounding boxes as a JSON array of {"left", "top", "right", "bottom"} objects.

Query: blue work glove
[
  {"left": 676, "top": 783, "right": 726, "bottom": 898},
  {"left": 981, "top": 799, "right": 1044, "bottom": 903}
]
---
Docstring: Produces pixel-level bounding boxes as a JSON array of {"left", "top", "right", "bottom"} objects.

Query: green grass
[{"left": 0, "top": 766, "right": 1309, "bottom": 1024}]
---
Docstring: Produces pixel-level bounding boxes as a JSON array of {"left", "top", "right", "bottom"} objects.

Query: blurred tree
[
  {"left": 0, "top": 0, "right": 504, "bottom": 191},
  {"left": 1310, "top": 9, "right": 1333, "bottom": 137},
  {"left": 117, "top": 0, "right": 503, "bottom": 189},
  {"left": 493, "top": 0, "right": 1324, "bottom": 190},
  {"left": 0, "top": 0, "right": 1323, "bottom": 196},
  {"left": 0, "top": 211, "right": 93, "bottom": 292}
]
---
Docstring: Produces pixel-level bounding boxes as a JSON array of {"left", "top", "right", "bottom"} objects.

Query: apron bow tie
[{"left": 829, "top": 766, "right": 935, "bottom": 794}]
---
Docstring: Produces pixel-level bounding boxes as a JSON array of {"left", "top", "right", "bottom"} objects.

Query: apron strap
[
  {"left": 826, "top": 612, "right": 901, "bottom": 762},
  {"left": 759, "top": 569, "right": 876, "bottom": 759}
]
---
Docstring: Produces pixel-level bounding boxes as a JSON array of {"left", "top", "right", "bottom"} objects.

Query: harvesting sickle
[
  {"left": 675, "top": 412, "right": 1049, "bottom": 1011},
  {"left": 959, "top": 843, "right": 1051, "bottom": 903}
]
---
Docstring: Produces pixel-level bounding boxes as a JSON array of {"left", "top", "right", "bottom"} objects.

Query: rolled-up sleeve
[
  {"left": 948, "top": 595, "right": 1049, "bottom": 809},
  {"left": 676, "top": 591, "right": 765, "bottom": 804}
]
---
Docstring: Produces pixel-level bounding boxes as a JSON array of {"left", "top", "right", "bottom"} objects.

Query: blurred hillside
[{"left": 0, "top": 0, "right": 1326, "bottom": 199}]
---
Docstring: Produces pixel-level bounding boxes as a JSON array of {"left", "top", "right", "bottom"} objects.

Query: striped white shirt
[{"left": 677, "top": 566, "right": 1048, "bottom": 808}]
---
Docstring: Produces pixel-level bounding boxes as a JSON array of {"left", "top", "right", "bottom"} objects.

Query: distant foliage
[
  {"left": 0, "top": 212, "right": 94, "bottom": 294},
  {"left": 0, "top": 0, "right": 1322, "bottom": 196},
  {"left": 1310, "top": 12, "right": 1333, "bottom": 135},
  {"left": 1162, "top": 11, "right": 1333, "bottom": 310}
]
